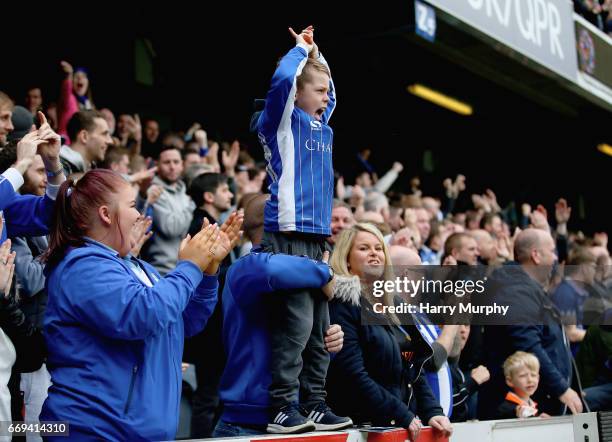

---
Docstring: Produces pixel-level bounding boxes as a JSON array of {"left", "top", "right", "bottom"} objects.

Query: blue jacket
[
  {"left": 552, "top": 278, "right": 589, "bottom": 327},
  {"left": 218, "top": 248, "right": 331, "bottom": 425},
  {"left": 40, "top": 240, "right": 218, "bottom": 441},
  {"left": 478, "top": 266, "right": 572, "bottom": 419},
  {"left": 257, "top": 44, "right": 336, "bottom": 235},
  {"left": 0, "top": 172, "right": 56, "bottom": 241}
]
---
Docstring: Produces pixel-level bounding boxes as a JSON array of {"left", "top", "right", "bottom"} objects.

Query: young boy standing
[
  {"left": 257, "top": 26, "right": 351, "bottom": 434},
  {"left": 497, "top": 351, "right": 550, "bottom": 419}
]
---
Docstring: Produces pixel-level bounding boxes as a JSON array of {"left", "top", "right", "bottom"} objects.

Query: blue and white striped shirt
[
  {"left": 257, "top": 44, "right": 336, "bottom": 236},
  {"left": 413, "top": 313, "right": 454, "bottom": 418}
]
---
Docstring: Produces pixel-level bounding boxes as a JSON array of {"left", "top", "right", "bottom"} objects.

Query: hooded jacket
[
  {"left": 40, "top": 240, "right": 217, "bottom": 441},
  {"left": 145, "top": 176, "right": 195, "bottom": 275},
  {"left": 218, "top": 248, "right": 331, "bottom": 425},
  {"left": 327, "top": 275, "right": 443, "bottom": 427}
]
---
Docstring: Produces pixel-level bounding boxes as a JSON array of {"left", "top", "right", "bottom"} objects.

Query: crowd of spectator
[{"left": 0, "top": 24, "right": 610, "bottom": 441}]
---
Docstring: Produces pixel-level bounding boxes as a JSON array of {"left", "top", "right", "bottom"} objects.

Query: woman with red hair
[{"left": 40, "top": 169, "right": 242, "bottom": 441}]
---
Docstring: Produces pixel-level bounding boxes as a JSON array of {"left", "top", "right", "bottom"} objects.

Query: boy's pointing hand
[{"left": 289, "top": 25, "right": 314, "bottom": 53}]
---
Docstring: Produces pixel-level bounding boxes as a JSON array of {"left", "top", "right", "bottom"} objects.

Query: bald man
[
  {"left": 390, "top": 245, "right": 422, "bottom": 267},
  {"left": 479, "top": 228, "right": 583, "bottom": 419}
]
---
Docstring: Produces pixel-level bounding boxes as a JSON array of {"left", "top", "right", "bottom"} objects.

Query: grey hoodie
[
  {"left": 59, "top": 145, "right": 87, "bottom": 176},
  {"left": 145, "top": 176, "right": 195, "bottom": 275}
]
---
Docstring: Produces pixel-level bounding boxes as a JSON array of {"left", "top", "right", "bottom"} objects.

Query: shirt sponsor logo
[
  {"left": 310, "top": 120, "right": 322, "bottom": 130},
  {"left": 305, "top": 139, "right": 332, "bottom": 153}
]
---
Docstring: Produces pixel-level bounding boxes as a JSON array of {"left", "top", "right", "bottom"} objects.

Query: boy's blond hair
[
  {"left": 503, "top": 351, "right": 540, "bottom": 379},
  {"left": 297, "top": 58, "right": 330, "bottom": 90}
]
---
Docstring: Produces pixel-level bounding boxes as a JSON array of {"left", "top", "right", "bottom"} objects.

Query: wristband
[{"left": 46, "top": 165, "right": 64, "bottom": 178}]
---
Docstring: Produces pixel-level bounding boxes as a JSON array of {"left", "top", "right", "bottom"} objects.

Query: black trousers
[{"left": 262, "top": 231, "right": 330, "bottom": 409}]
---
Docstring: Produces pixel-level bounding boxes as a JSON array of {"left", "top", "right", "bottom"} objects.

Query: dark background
[{"left": 2, "top": 4, "right": 610, "bottom": 233}]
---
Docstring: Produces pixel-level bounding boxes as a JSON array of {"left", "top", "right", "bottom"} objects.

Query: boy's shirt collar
[{"left": 505, "top": 391, "right": 538, "bottom": 409}]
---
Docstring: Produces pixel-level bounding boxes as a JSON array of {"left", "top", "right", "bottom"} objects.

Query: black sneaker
[
  {"left": 304, "top": 402, "right": 353, "bottom": 431},
  {"left": 267, "top": 403, "right": 316, "bottom": 434}
]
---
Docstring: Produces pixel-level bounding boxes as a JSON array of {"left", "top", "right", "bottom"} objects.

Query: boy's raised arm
[{"left": 257, "top": 26, "right": 315, "bottom": 137}]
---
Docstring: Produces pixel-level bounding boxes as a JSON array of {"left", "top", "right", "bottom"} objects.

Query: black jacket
[
  {"left": 327, "top": 276, "right": 443, "bottom": 428},
  {"left": 478, "top": 265, "right": 573, "bottom": 419},
  {"left": 184, "top": 208, "right": 228, "bottom": 370},
  {"left": 449, "top": 359, "right": 479, "bottom": 422},
  {"left": 0, "top": 294, "right": 45, "bottom": 373}
]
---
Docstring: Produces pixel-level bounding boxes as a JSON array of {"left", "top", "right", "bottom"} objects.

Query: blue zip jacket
[
  {"left": 257, "top": 44, "right": 336, "bottom": 235},
  {"left": 40, "top": 240, "right": 218, "bottom": 441},
  {"left": 218, "top": 248, "right": 331, "bottom": 425},
  {"left": 0, "top": 171, "right": 56, "bottom": 241}
]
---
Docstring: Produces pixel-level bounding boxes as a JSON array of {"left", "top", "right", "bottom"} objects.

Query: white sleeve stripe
[
  {"left": 328, "top": 79, "right": 337, "bottom": 120},
  {"left": 46, "top": 183, "right": 61, "bottom": 201},
  {"left": 319, "top": 53, "right": 336, "bottom": 121},
  {"left": 1, "top": 168, "right": 24, "bottom": 192},
  {"left": 437, "top": 364, "right": 453, "bottom": 416},
  {"left": 276, "top": 57, "right": 308, "bottom": 230},
  {"left": 298, "top": 114, "right": 304, "bottom": 231}
]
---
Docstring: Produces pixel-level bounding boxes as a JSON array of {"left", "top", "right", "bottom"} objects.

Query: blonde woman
[{"left": 327, "top": 223, "right": 452, "bottom": 441}]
